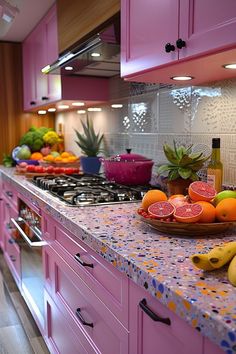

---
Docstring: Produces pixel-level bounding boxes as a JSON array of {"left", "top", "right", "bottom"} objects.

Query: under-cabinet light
[
  {"left": 58, "top": 105, "right": 69, "bottom": 109},
  {"left": 87, "top": 107, "right": 102, "bottom": 112},
  {"left": 111, "top": 104, "right": 123, "bottom": 108},
  {"left": 72, "top": 102, "right": 85, "bottom": 106},
  {"left": 77, "top": 110, "right": 86, "bottom": 114},
  {"left": 223, "top": 63, "right": 236, "bottom": 69},
  {"left": 91, "top": 52, "right": 101, "bottom": 57},
  {"left": 171, "top": 76, "right": 194, "bottom": 81},
  {"left": 41, "top": 65, "right": 50, "bottom": 74},
  {"left": 65, "top": 66, "right": 73, "bottom": 71},
  {"left": 48, "top": 108, "right": 56, "bottom": 112},
  {"left": 38, "top": 110, "right": 47, "bottom": 115}
]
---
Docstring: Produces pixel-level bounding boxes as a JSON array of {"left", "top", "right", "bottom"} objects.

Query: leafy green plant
[
  {"left": 74, "top": 116, "right": 104, "bottom": 157},
  {"left": 3, "top": 154, "right": 15, "bottom": 167},
  {"left": 158, "top": 140, "right": 210, "bottom": 181}
]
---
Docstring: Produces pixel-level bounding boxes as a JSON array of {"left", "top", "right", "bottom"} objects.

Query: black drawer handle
[
  {"left": 8, "top": 238, "right": 15, "bottom": 244},
  {"left": 10, "top": 255, "right": 16, "bottom": 262},
  {"left": 176, "top": 38, "right": 186, "bottom": 49},
  {"left": 165, "top": 43, "right": 175, "bottom": 53},
  {"left": 6, "top": 191, "right": 13, "bottom": 198},
  {"left": 139, "top": 298, "right": 171, "bottom": 326},
  {"left": 76, "top": 308, "right": 93, "bottom": 328},
  {"left": 30, "top": 101, "right": 36, "bottom": 105},
  {"left": 74, "top": 253, "right": 94, "bottom": 268},
  {"left": 41, "top": 96, "right": 49, "bottom": 100}
]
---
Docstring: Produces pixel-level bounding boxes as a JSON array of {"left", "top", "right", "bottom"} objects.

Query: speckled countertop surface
[{"left": 1, "top": 167, "right": 236, "bottom": 353}]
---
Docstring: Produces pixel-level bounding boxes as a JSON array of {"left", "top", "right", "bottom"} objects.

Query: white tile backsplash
[{"left": 56, "top": 78, "right": 236, "bottom": 186}]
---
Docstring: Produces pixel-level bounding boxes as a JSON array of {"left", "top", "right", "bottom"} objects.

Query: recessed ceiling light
[
  {"left": 65, "top": 66, "right": 73, "bottom": 71},
  {"left": 87, "top": 107, "right": 102, "bottom": 112},
  {"left": 72, "top": 102, "right": 85, "bottom": 106},
  {"left": 171, "top": 76, "right": 194, "bottom": 81},
  {"left": 58, "top": 105, "right": 69, "bottom": 109},
  {"left": 223, "top": 63, "right": 236, "bottom": 69},
  {"left": 91, "top": 52, "right": 101, "bottom": 57},
  {"left": 77, "top": 110, "right": 86, "bottom": 114},
  {"left": 111, "top": 104, "right": 123, "bottom": 108},
  {"left": 48, "top": 108, "right": 56, "bottom": 112},
  {"left": 38, "top": 110, "right": 47, "bottom": 115}
]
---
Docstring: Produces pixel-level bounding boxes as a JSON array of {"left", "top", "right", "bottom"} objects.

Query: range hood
[{"left": 43, "top": 23, "right": 120, "bottom": 78}]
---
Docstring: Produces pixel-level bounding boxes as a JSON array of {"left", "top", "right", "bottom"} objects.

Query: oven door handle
[{"left": 10, "top": 218, "right": 46, "bottom": 248}]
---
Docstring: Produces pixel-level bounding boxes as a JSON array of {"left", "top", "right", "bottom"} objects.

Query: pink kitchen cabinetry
[
  {"left": 22, "top": 4, "right": 61, "bottom": 111},
  {"left": 121, "top": 0, "right": 236, "bottom": 84},
  {"left": 22, "top": 4, "right": 109, "bottom": 111},
  {"left": 129, "top": 279, "right": 203, "bottom": 354}
]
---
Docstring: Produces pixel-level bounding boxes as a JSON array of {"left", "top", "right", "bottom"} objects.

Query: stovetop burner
[{"left": 31, "top": 174, "right": 162, "bottom": 206}]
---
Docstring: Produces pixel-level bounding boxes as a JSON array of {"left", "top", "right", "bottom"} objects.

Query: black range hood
[{"left": 43, "top": 23, "right": 120, "bottom": 78}]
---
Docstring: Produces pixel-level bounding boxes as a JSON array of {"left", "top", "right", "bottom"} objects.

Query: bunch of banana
[{"left": 190, "top": 241, "right": 236, "bottom": 286}]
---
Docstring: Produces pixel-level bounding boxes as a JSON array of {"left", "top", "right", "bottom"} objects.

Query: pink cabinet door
[
  {"left": 44, "top": 4, "right": 61, "bottom": 102},
  {"left": 179, "top": 0, "right": 236, "bottom": 59},
  {"left": 22, "top": 35, "right": 37, "bottom": 111},
  {"left": 121, "top": 0, "right": 179, "bottom": 77},
  {"left": 129, "top": 280, "right": 203, "bottom": 354},
  {"left": 45, "top": 290, "right": 90, "bottom": 354}
]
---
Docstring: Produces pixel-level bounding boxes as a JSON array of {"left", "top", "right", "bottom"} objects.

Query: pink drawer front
[
  {"left": 2, "top": 180, "right": 18, "bottom": 211},
  {"left": 44, "top": 290, "right": 93, "bottom": 354},
  {"left": 4, "top": 230, "right": 21, "bottom": 283},
  {"left": 53, "top": 224, "right": 129, "bottom": 328},
  {"left": 47, "top": 246, "right": 128, "bottom": 354}
]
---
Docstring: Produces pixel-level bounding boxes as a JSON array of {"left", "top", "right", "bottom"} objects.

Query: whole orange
[
  {"left": 216, "top": 198, "right": 236, "bottom": 222},
  {"left": 141, "top": 190, "right": 167, "bottom": 211},
  {"left": 195, "top": 201, "right": 216, "bottom": 223}
]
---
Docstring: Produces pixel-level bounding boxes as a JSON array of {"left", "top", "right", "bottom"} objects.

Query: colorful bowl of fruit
[{"left": 137, "top": 181, "right": 236, "bottom": 236}]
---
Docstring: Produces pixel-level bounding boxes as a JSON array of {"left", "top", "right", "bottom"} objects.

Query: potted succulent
[
  {"left": 74, "top": 116, "right": 104, "bottom": 174},
  {"left": 158, "top": 141, "right": 210, "bottom": 196}
]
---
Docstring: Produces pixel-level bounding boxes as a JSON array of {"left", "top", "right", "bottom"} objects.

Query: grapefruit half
[
  {"left": 188, "top": 181, "right": 216, "bottom": 202},
  {"left": 174, "top": 203, "right": 203, "bottom": 223},
  {"left": 148, "top": 201, "right": 175, "bottom": 219}
]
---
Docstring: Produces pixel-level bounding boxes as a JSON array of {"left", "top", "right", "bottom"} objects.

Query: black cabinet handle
[
  {"left": 6, "top": 191, "right": 13, "bottom": 198},
  {"left": 41, "top": 96, "right": 49, "bottom": 100},
  {"left": 165, "top": 43, "right": 175, "bottom": 53},
  {"left": 8, "top": 238, "right": 14, "bottom": 244},
  {"left": 76, "top": 308, "right": 93, "bottom": 328},
  {"left": 30, "top": 101, "right": 36, "bottom": 105},
  {"left": 176, "top": 38, "right": 186, "bottom": 49},
  {"left": 74, "top": 253, "right": 94, "bottom": 268},
  {"left": 139, "top": 298, "right": 171, "bottom": 326}
]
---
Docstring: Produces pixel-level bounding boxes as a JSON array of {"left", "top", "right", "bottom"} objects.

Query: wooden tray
[{"left": 139, "top": 216, "right": 236, "bottom": 236}]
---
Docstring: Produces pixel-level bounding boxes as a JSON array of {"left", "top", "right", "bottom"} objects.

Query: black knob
[
  {"left": 30, "top": 101, "right": 36, "bottom": 105},
  {"left": 165, "top": 43, "right": 175, "bottom": 53},
  {"left": 176, "top": 38, "right": 186, "bottom": 49},
  {"left": 41, "top": 96, "right": 49, "bottom": 100},
  {"left": 126, "top": 148, "right": 132, "bottom": 154}
]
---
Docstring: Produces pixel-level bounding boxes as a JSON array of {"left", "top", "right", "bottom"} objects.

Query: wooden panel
[
  {"left": 57, "top": 0, "right": 120, "bottom": 53},
  {"left": 0, "top": 42, "right": 55, "bottom": 163}
]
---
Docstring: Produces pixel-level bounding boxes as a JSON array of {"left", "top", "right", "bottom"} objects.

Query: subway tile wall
[{"left": 56, "top": 78, "right": 236, "bottom": 186}]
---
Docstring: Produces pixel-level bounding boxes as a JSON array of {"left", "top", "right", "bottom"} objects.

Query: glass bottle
[
  {"left": 207, "top": 138, "right": 223, "bottom": 193},
  {"left": 57, "top": 123, "right": 65, "bottom": 153}
]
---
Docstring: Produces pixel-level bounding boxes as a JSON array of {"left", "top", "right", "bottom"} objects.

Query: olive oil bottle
[{"left": 207, "top": 138, "right": 223, "bottom": 193}]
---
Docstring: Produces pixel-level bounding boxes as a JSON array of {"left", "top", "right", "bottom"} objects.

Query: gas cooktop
[{"left": 31, "top": 174, "right": 161, "bottom": 207}]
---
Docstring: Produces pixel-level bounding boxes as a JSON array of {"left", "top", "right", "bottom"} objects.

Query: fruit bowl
[
  {"left": 39, "top": 160, "right": 80, "bottom": 168},
  {"left": 138, "top": 214, "right": 236, "bottom": 236}
]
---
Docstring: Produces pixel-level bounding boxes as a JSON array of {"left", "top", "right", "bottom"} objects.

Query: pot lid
[{"left": 107, "top": 149, "right": 153, "bottom": 162}]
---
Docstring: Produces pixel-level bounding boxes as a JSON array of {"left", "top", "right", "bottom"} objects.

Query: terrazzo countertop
[{"left": 1, "top": 167, "right": 236, "bottom": 353}]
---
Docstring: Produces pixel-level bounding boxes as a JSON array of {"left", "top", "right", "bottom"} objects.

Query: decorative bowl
[{"left": 138, "top": 215, "right": 236, "bottom": 237}]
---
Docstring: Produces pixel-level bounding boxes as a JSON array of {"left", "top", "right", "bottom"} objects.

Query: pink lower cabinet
[
  {"left": 44, "top": 245, "right": 128, "bottom": 354},
  {"left": 129, "top": 280, "right": 204, "bottom": 354}
]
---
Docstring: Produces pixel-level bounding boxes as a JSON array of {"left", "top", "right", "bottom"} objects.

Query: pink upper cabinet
[
  {"left": 121, "top": 0, "right": 179, "bottom": 77},
  {"left": 121, "top": 0, "right": 236, "bottom": 84},
  {"left": 179, "top": 0, "right": 236, "bottom": 59}
]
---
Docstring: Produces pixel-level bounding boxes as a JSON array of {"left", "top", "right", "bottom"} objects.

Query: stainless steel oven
[{"left": 10, "top": 199, "right": 45, "bottom": 326}]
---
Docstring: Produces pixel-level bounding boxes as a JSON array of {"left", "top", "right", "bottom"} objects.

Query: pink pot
[{"left": 100, "top": 153, "right": 154, "bottom": 185}]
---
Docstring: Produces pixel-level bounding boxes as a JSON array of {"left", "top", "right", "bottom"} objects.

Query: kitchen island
[{"left": 0, "top": 166, "right": 235, "bottom": 354}]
